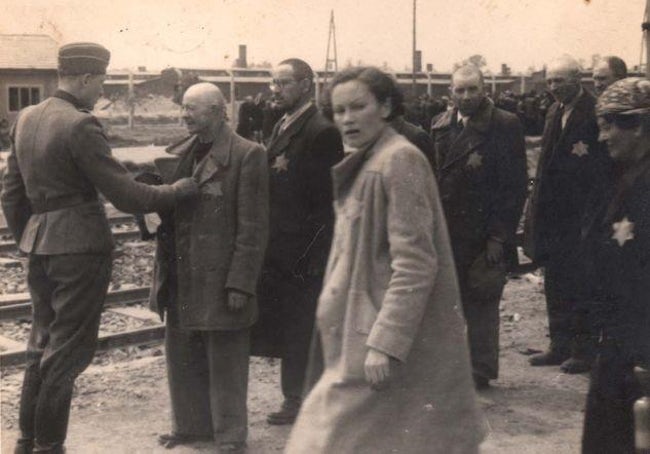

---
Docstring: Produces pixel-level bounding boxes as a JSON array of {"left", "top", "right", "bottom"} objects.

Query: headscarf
[{"left": 596, "top": 77, "right": 650, "bottom": 116}]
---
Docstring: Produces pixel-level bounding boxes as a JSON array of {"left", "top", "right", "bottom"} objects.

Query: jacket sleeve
[
  {"left": 301, "top": 124, "right": 344, "bottom": 273},
  {"left": 69, "top": 116, "right": 180, "bottom": 214},
  {"left": 487, "top": 114, "right": 528, "bottom": 243},
  {"left": 226, "top": 145, "right": 269, "bottom": 295},
  {"left": 0, "top": 121, "right": 31, "bottom": 243},
  {"left": 366, "top": 147, "right": 438, "bottom": 362}
]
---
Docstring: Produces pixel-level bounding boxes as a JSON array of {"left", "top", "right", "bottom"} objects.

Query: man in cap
[
  {"left": 430, "top": 64, "right": 528, "bottom": 389},
  {"left": 151, "top": 82, "right": 268, "bottom": 454},
  {"left": 254, "top": 58, "right": 343, "bottom": 425},
  {"left": 592, "top": 56, "right": 627, "bottom": 96},
  {"left": 1, "top": 42, "right": 198, "bottom": 454},
  {"left": 524, "top": 55, "right": 612, "bottom": 374}
]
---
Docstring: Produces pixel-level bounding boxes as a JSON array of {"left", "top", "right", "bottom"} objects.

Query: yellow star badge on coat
[
  {"left": 272, "top": 153, "right": 289, "bottom": 173},
  {"left": 466, "top": 151, "right": 483, "bottom": 169},
  {"left": 571, "top": 141, "right": 589, "bottom": 157},
  {"left": 612, "top": 216, "right": 635, "bottom": 246}
]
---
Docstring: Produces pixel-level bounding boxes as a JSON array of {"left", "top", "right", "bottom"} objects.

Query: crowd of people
[{"left": 0, "top": 40, "right": 648, "bottom": 454}]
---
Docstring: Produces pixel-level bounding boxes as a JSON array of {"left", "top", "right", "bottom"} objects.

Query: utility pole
[
  {"left": 324, "top": 10, "right": 338, "bottom": 83},
  {"left": 641, "top": 0, "right": 650, "bottom": 77},
  {"left": 412, "top": 0, "right": 417, "bottom": 96}
]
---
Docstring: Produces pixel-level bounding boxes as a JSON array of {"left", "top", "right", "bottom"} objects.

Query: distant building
[{"left": 0, "top": 34, "right": 59, "bottom": 123}]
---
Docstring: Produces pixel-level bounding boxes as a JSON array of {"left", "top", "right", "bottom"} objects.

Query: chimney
[{"left": 237, "top": 45, "right": 247, "bottom": 68}]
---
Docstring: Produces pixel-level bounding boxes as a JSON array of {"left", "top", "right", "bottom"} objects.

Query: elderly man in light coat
[{"left": 150, "top": 83, "right": 268, "bottom": 454}]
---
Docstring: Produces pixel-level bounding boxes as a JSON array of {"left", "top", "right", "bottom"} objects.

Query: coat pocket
[
  {"left": 339, "top": 291, "right": 378, "bottom": 382},
  {"left": 350, "top": 290, "right": 378, "bottom": 335}
]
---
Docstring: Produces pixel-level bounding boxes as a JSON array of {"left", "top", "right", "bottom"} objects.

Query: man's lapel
[
  {"left": 441, "top": 101, "right": 492, "bottom": 170},
  {"left": 195, "top": 123, "right": 234, "bottom": 187},
  {"left": 267, "top": 104, "right": 317, "bottom": 159}
]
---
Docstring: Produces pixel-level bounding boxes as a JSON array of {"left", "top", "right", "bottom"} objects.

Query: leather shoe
[
  {"left": 529, "top": 350, "right": 569, "bottom": 366},
  {"left": 218, "top": 442, "right": 246, "bottom": 454},
  {"left": 560, "top": 357, "right": 592, "bottom": 374},
  {"left": 267, "top": 402, "right": 300, "bottom": 425},
  {"left": 14, "top": 438, "right": 34, "bottom": 454},
  {"left": 32, "top": 443, "right": 65, "bottom": 454},
  {"left": 157, "top": 433, "right": 213, "bottom": 449}
]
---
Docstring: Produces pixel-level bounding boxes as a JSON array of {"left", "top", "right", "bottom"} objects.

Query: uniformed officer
[{"left": 1, "top": 42, "right": 198, "bottom": 454}]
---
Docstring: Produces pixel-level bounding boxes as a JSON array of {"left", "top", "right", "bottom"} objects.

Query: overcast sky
[{"left": 2, "top": 0, "right": 646, "bottom": 73}]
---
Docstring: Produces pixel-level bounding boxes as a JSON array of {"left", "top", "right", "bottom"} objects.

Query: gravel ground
[{"left": 1, "top": 270, "right": 589, "bottom": 454}]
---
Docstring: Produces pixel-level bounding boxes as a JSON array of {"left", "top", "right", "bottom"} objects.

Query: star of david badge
[
  {"left": 272, "top": 153, "right": 290, "bottom": 173},
  {"left": 571, "top": 141, "right": 589, "bottom": 157},
  {"left": 466, "top": 151, "right": 483, "bottom": 169},
  {"left": 611, "top": 216, "right": 635, "bottom": 246}
]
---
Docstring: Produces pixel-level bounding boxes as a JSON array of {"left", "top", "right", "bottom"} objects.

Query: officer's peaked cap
[{"left": 58, "top": 42, "right": 110, "bottom": 76}]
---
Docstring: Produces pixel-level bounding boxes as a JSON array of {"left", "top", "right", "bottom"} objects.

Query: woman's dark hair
[{"left": 327, "top": 66, "right": 404, "bottom": 121}]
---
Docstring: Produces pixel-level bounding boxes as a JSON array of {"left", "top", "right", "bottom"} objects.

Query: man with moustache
[
  {"left": 1, "top": 42, "right": 199, "bottom": 454},
  {"left": 592, "top": 56, "right": 627, "bottom": 96},
  {"left": 430, "top": 65, "right": 528, "bottom": 389},
  {"left": 151, "top": 83, "right": 268, "bottom": 454},
  {"left": 524, "top": 55, "right": 612, "bottom": 374},
  {"left": 254, "top": 58, "right": 343, "bottom": 425}
]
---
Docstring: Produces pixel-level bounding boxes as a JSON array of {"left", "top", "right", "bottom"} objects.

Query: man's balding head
[
  {"left": 546, "top": 55, "right": 582, "bottom": 104},
  {"left": 181, "top": 83, "right": 226, "bottom": 137},
  {"left": 593, "top": 56, "right": 628, "bottom": 96},
  {"left": 183, "top": 82, "right": 226, "bottom": 109}
]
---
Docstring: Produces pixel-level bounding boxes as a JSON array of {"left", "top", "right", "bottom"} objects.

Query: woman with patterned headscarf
[{"left": 580, "top": 77, "right": 650, "bottom": 453}]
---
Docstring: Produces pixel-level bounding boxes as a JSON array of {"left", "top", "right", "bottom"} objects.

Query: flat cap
[{"left": 58, "top": 42, "right": 110, "bottom": 76}]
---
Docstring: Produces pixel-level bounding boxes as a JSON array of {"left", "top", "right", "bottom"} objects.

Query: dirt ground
[
  {"left": 1, "top": 271, "right": 590, "bottom": 454},
  {"left": 1, "top": 135, "right": 585, "bottom": 453}
]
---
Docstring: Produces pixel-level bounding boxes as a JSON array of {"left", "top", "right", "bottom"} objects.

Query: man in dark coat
[
  {"left": 524, "top": 56, "right": 612, "bottom": 373},
  {"left": 1, "top": 42, "right": 198, "bottom": 454},
  {"left": 391, "top": 114, "right": 435, "bottom": 168},
  {"left": 150, "top": 83, "right": 268, "bottom": 454},
  {"left": 255, "top": 58, "right": 343, "bottom": 424},
  {"left": 431, "top": 64, "right": 528, "bottom": 389},
  {"left": 592, "top": 56, "right": 627, "bottom": 96}
]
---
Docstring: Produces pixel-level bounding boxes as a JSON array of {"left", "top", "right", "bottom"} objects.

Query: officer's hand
[
  {"left": 364, "top": 348, "right": 391, "bottom": 390},
  {"left": 172, "top": 177, "right": 200, "bottom": 200},
  {"left": 227, "top": 290, "right": 249, "bottom": 311},
  {"left": 486, "top": 238, "right": 504, "bottom": 266}
]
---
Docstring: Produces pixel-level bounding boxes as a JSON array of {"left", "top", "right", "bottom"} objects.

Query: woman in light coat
[{"left": 285, "top": 67, "right": 484, "bottom": 454}]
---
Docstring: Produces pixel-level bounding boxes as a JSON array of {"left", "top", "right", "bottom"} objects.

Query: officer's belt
[{"left": 30, "top": 193, "right": 98, "bottom": 214}]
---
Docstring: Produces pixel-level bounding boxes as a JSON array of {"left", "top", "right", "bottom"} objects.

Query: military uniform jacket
[
  {"left": 264, "top": 103, "right": 343, "bottom": 278},
  {"left": 1, "top": 90, "right": 178, "bottom": 254},
  {"left": 524, "top": 90, "right": 612, "bottom": 263},
  {"left": 149, "top": 123, "right": 269, "bottom": 330},
  {"left": 431, "top": 98, "right": 527, "bottom": 267}
]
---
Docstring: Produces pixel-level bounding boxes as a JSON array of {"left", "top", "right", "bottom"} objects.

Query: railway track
[
  {"left": 0, "top": 228, "right": 142, "bottom": 253},
  {"left": 0, "top": 286, "right": 161, "bottom": 368}
]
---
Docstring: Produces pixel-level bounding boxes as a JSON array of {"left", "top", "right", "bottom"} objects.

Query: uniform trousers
[
  {"left": 165, "top": 311, "right": 250, "bottom": 444},
  {"left": 18, "top": 253, "right": 112, "bottom": 445},
  {"left": 582, "top": 341, "right": 640, "bottom": 454}
]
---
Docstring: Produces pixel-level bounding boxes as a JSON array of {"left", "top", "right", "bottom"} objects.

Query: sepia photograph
[{"left": 1, "top": 0, "right": 649, "bottom": 452}]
